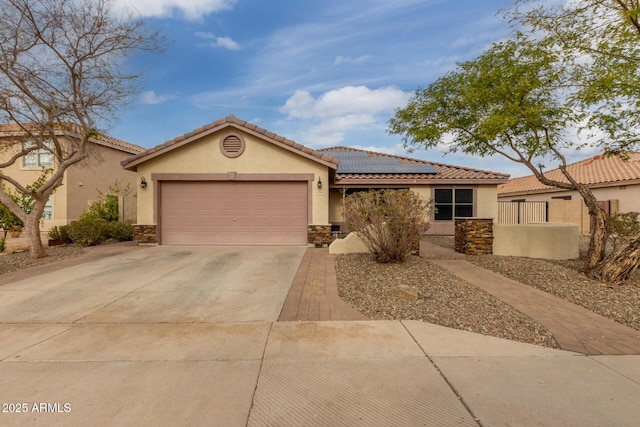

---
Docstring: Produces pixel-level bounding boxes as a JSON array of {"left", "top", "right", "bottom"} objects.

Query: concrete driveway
[
  {"left": 2, "top": 245, "right": 640, "bottom": 426},
  {"left": 0, "top": 246, "right": 306, "bottom": 323}
]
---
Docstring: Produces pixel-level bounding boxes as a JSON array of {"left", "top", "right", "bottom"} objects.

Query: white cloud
[
  {"left": 140, "top": 90, "right": 176, "bottom": 104},
  {"left": 279, "top": 85, "right": 411, "bottom": 146},
  {"left": 195, "top": 32, "right": 240, "bottom": 50},
  {"left": 114, "top": 0, "right": 236, "bottom": 20},
  {"left": 280, "top": 85, "right": 411, "bottom": 120},
  {"left": 303, "top": 114, "right": 376, "bottom": 147}
]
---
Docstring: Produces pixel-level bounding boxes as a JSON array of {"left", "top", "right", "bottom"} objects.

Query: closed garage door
[{"left": 160, "top": 181, "right": 308, "bottom": 245}]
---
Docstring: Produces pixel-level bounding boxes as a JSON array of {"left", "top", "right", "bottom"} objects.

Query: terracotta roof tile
[
  {"left": 498, "top": 152, "right": 640, "bottom": 196},
  {"left": 0, "top": 122, "right": 143, "bottom": 154}
]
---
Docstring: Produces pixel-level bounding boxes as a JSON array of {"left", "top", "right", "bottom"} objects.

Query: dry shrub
[{"left": 344, "top": 189, "right": 432, "bottom": 263}]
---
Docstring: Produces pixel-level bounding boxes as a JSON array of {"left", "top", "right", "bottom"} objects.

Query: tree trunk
[
  {"left": 583, "top": 208, "right": 608, "bottom": 274},
  {"left": 575, "top": 185, "right": 608, "bottom": 275},
  {"left": 589, "top": 228, "right": 640, "bottom": 285},
  {"left": 25, "top": 213, "right": 46, "bottom": 259}
]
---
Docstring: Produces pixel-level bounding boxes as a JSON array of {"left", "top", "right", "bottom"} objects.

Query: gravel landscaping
[
  {"left": 336, "top": 235, "right": 640, "bottom": 348},
  {"left": 0, "top": 245, "right": 85, "bottom": 275}
]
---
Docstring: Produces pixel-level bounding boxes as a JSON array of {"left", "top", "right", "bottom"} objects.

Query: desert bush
[
  {"left": 68, "top": 216, "right": 109, "bottom": 246},
  {"left": 48, "top": 225, "right": 72, "bottom": 243},
  {"left": 86, "top": 181, "right": 134, "bottom": 223},
  {"left": 344, "top": 189, "right": 432, "bottom": 263},
  {"left": 0, "top": 237, "right": 5, "bottom": 252},
  {"left": 608, "top": 212, "right": 640, "bottom": 250},
  {"left": 107, "top": 220, "right": 134, "bottom": 241}
]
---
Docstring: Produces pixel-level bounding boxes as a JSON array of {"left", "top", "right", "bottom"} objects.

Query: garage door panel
[{"left": 160, "top": 181, "right": 308, "bottom": 245}]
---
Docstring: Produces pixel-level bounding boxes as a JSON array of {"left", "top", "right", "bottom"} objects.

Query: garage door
[{"left": 160, "top": 181, "right": 308, "bottom": 245}]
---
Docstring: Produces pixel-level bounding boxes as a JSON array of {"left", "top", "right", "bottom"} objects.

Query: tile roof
[
  {"left": 497, "top": 152, "right": 640, "bottom": 196},
  {"left": 320, "top": 146, "right": 510, "bottom": 185},
  {"left": 0, "top": 122, "right": 144, "bottom": 154},
  {"left": 121, "top": 115, "right": 338, "bottom": 170}
]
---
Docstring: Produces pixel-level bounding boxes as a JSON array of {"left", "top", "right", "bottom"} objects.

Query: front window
[
  {"left": 22, "top": 140, "right": 53, "bottom": 168},
  {"left": 434, "top": 188, "right": 474, "bottom": 221}
]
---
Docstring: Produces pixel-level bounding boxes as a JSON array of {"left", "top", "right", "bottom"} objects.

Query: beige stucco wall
[
  {"left": 494, "top": 223, "right": 579, "bottom": 260},
  {"left": 134, "top": 129, "right": 330, "bottom": 226},
  {"left": 328, "top": 231, "right": 370, "bottom": 254},
  {"left": 66, "top": 144, "right": 138, "bottom": 223},
  {"left": 476, "top": 185, "right": 498, "bottom": 219},
  {"left": 0, "top": 138, "right": 138, "bottom": 230},
  {"left": 328, "top": 188, "right": 345, "bottom": 225}
]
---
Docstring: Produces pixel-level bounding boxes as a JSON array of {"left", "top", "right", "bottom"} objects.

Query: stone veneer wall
[
  {"left": 134, "top": 224, "right": 158, "bottom": 244},
  {"left": 455, "top": 218, "right": 493, "bottom": 255},
  {"left": 308, "top": 225, "right": 332, "bottom": 246}
]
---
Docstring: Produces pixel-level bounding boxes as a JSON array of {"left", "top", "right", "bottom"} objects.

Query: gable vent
[{"left": 220, "top": 133, "right": 245, "bottom": 158}]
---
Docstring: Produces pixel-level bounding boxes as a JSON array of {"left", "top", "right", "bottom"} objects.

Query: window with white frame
[
  {"left": 22, "top": 140, "right": 53, "bottom": 168},
  {"left": 434, "top": 188, "right": 474, "bottom": 221}
]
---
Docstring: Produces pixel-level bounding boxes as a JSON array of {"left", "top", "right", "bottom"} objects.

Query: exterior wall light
[
  {"left": 140, "top": 176, "right": 147, "bottom": 189},
  {"left": 317, "top": 177, "right": 322, "bottom": 189}
]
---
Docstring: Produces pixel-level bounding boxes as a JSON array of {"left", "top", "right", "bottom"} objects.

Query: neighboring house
[
  {"left": 0, "top": 123, "right": 144, "bottom": 231},
  {"left": 498, "top": 152, "right": 640, "bottom": 214},
  {"left": 121, "top": 115, "right": 509, "bottom": 245}
]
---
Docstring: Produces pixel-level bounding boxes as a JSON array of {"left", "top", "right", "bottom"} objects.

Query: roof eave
[
  {"left": 122, "top": 121, "right": 338, "bottom": 171},
  {"left": 332, "top": 177, "right": 509, "bottom": 186}
]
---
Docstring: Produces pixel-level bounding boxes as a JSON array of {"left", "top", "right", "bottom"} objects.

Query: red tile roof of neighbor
[
  {"left": 498, "top": 152, "right": 640, "bottom": 196},
  {"left": 0, "top": 122, "right": 144, "bottom": 154},
  {"left": 121, "top": 115, "right": 339, "bottom": 170}
]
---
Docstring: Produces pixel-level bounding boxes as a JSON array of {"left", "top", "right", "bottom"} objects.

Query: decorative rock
[{"left": 389, "top": 285, "right": 419, "bottom": 302}]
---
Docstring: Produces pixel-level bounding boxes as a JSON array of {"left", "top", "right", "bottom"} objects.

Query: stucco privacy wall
[
  {"left": 135, "top": 129, "right": 330, "bottom": 226},
  {"left": 493, "top": 223, "right": 579, "bottom": 260}
]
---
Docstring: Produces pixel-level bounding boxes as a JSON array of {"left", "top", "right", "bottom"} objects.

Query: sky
[{"left": 108, "top": 0, "right": 546, "bottom": 178}]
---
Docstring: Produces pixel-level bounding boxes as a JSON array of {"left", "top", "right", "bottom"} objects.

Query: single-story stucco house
[
  {"left": 121, "top": 116, "right": 509, "bottom": 245},
  {"left": 0, "top": 123, "right": 144, "bottom": 231},
  {"left": 498, "top": 152, "right": 640, "bottom": 215}
]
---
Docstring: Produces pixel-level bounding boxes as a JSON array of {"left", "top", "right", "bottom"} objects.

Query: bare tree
[{"left": 0, "top": 0, "right": 160, "bottom": 258}]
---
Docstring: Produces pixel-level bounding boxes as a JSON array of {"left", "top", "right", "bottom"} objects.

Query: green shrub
[
  {"left": 0, "top": 237, "right": 5, "bottom": 252},
  {"left": 107, "top": 221, "right": 134, "bottom": 241},
  {"left": 344, "top": 189, "right": 432, "bottom": 263},
  {"left": 68, "top": 216, "right": 109, "bottom": 246},
  {"left": 48, "top": 225, "right": 72, "bottom": 243},
  {"left": 87, "top": 194, "right": 119, "bottom": 222}
]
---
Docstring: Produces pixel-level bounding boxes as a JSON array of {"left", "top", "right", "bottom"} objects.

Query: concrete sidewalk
[{"left": 1, "top": 320, "right": 639, "bottom": 426}]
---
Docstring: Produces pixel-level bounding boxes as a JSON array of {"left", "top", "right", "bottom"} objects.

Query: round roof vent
[{"left": 220, "top": 133, "right": 245, "bottom": 158}]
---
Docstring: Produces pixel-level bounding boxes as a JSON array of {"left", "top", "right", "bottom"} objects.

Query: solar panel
[{"left": 327, "top": 151, "right": 439, "bottom": 174}]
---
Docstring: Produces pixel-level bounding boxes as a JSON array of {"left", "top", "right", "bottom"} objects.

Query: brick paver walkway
[
  {"left": 278, "top": 248, "right": 368, "bottom": 321},
  {"left": 422, "top": 242, "right": 640, "bottom": 355}
]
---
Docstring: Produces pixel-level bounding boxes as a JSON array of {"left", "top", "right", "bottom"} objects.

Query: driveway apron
[{"left": 0, "top": 246, "right": 306, "bottom": 323}]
